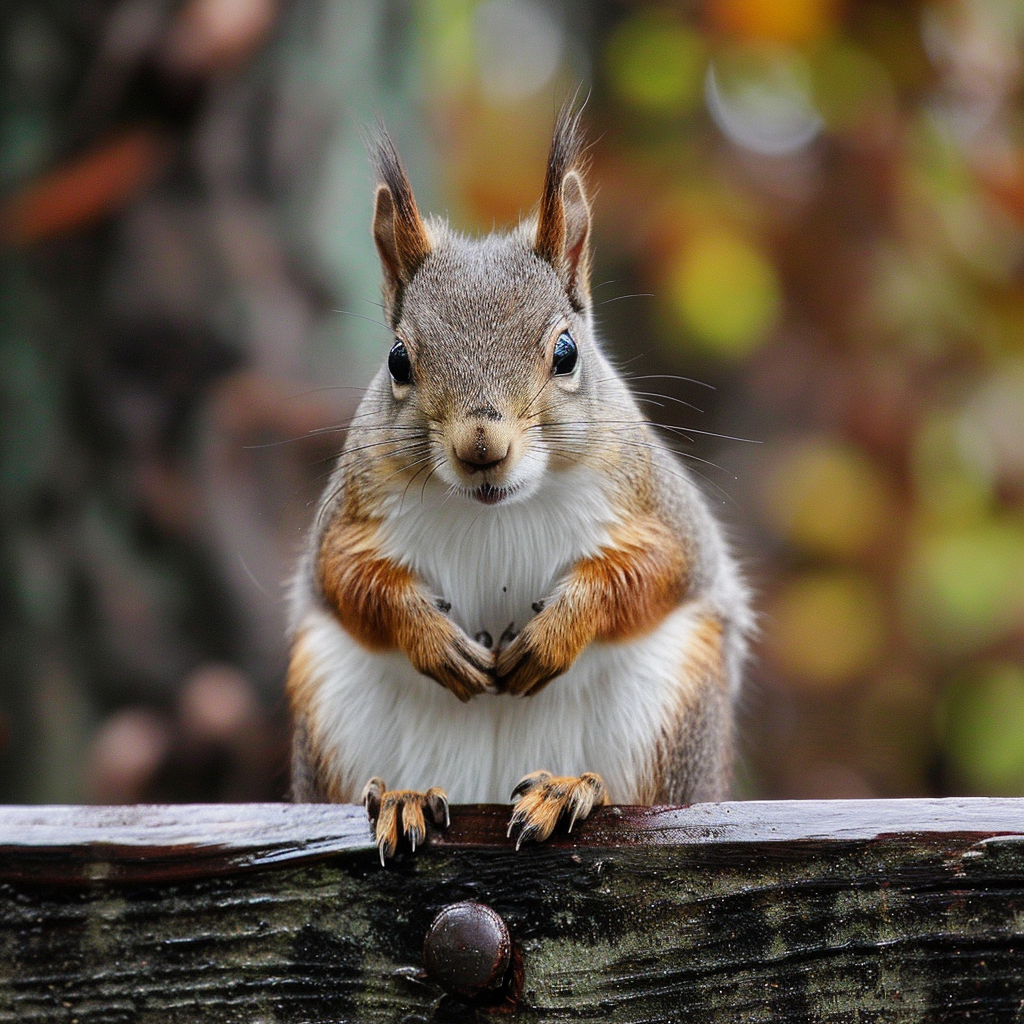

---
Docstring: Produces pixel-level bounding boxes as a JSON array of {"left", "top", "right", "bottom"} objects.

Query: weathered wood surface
[{"left": 2, "top": 799, "right": 1024, "bottom": 1022}]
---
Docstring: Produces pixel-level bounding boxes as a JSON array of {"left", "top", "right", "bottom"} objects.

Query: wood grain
[{"left": 2, "top": 799, "right": 1024, "bottom": 1021}]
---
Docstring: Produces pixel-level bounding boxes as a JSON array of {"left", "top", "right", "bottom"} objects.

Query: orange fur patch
[
  {"left": 317, "top": 517, "right": 416, "bottom": 651},
  {"left": 315, "top": 509, "right": 493, "bottom": 701},
  {"left": 687, "top": 615, "right": 726, "bottom": 684},
  {"left": 285, "top": 627, "right": 316, "bottom": 715},
  {"left": 539, "top": 516, "right": 686, "bottom": 661},
  {"left": 495, "top": 514, "right": 689, "bottom": 694},
  {"left": 581, "top": 517, "right": 688, "bottom": 641}
]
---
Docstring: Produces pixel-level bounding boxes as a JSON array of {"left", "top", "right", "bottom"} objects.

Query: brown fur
[{"left": 534, "top": 103, "right": 591, "bottom": 308}]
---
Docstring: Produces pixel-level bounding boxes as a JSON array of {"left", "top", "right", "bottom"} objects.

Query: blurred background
[{"left": 1, "top": 0, "right": 1023, "bottom": 804}]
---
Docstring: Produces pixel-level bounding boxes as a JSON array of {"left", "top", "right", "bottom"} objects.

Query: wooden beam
[{"left": 2, "top": 799, "right": 1023, "bottom": 1021}]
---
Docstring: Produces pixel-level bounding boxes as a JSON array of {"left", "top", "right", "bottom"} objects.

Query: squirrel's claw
[
  {"left": 362, "top": 779, "right": 450, "bottom": 865},
  {"left": 494, "top": 626, "right": 563, "bottom": 696},
  {"left": 507, "top": 771, "right": 607, "bottom": 848}
]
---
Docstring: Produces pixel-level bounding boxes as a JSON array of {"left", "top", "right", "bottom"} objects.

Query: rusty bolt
[{"left": 422, "top": 901, "right": 511, "bottom": 999}]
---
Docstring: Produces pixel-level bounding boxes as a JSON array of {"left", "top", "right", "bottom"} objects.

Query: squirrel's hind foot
[
  {"left": 362, "top": 777, "right": 450, "bottom": 865},
  {"left": 507, "top": 770, "right": 607, "bottom": 850}
]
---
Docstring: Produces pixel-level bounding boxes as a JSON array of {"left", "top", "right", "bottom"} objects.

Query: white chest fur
[
  {"left": 299, "top": 468, "right": 708, "bottom": 803},
  {"left": 378, "top": 467, "right": 612, "bottom": 642}
]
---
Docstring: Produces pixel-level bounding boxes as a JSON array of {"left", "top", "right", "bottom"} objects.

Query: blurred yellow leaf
[
  {"left": 767, "top": 571, "right": 887, "bottom": 688},
  {"left": 667, "top": 225, "right": 780, "bottom": 358},
  {"left": 941, "top": 664, "right": 1024, "bottom": 795},
  {"left": 604, "top": 15, "right": 706, "bottom": 115},
  {"left": 763, "top": 437, "right": 894, "bottom": 559}
]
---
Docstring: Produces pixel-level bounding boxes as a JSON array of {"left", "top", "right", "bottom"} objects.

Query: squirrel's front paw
[
  {"left": 494, "top": 618, "right": 570, "bottom": 696},
  {"left": 507, "top": 770, "right": 608, "bottom": 849},
  {"left": 410, "top": 616, "right": 495, "bottom": 701},
  {"left": 362, "top": 777, "right": 450, "bottom": 865}
]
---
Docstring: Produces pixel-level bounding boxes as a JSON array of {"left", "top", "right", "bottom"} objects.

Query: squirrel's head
[{"left": 369, "top": 104, "right": 604, "bottom": 507}]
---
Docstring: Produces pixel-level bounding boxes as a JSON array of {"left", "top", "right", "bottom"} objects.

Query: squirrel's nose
[{"left": 454, "top": 426, "right": 509, "bottom": 473}]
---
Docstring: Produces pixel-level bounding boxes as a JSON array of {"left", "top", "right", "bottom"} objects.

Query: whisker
[
  {"left": 549, "top": 442, "right": 739, "bottom": 507},
  {"left": 334, "top": 438, "right": 432, "bottom": 460},
  {"left": 532, "top": 418, "right": 759, "bottom": 445},
  {"left": 395, "top": 455, "right": 439, "bottom": 512},
  {"left": 616, "top": 372, "right": 716, "bottom": 391},
  {"left": 314, "top": 441, "right": 433, "bottom": 524},
  {"left": 418, "top": 462, "right": 443, "bottom": 504},
  {"left": 593, "top": 292, "right": 655, "bottom": 307},
  {"left": 539, "top": 429, "right": 737, "bottom": 479},
  {"left": 243, "top": 423, "right": 429, "bottom": 450},
  {"left": 630, "top": 390, "right": 705, "bottom": 414},
  {"left": 332, "top": 308, "right": 392, "bottom": 333},
  {"left": 520, "top": 374, "right": 554, "bottom": 419},
  {"left": 285, "top": 384, "right": 370, "bottom": 401}
]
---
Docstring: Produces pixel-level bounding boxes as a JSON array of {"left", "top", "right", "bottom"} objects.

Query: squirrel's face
[
  {"left": 382, "top": 237, "right": 592, "bottom": 506},
  {"left": 367, "top": 108, "right": 597, "bottom": 508}
]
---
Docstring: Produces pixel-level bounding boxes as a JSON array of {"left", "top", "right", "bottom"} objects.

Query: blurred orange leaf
[
  {"left": 980, "top": 159, "right": 1024, "bottom": 229},
  {"left": 1, "top": 127, "right": 168, "bottom": 246},
  {"left": 707, "top": 0, "right": 843, "bottom": 46}
]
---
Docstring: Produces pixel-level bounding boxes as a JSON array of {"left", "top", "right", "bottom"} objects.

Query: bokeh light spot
[
  {"left": 706, "top": 45, "right": 823, "bottom": 155},
  {"left": 942, "top": 664, "right": 1024, "bottom": 795},
  {"left": 904, "top": 523, "right": 1024, "bottom": 656},
  {"left": 767, "top": 571, "right": 887, "bottom": 688},
  {"left": 668, "top": 225, "right": 780, "bottom": 358},
  {"left": 604, "top": 15, "right": 706, "bottom": 115},
  {"left": 763, "top": 437, "right": 894, "bottom": 559},
  {"left": 473, "top": 0, "right": 563, "bottom": 103}
]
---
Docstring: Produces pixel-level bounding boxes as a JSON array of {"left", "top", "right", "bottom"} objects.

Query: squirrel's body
[{"left": 287, "top": 107, "right": 751, "bottom": 855}]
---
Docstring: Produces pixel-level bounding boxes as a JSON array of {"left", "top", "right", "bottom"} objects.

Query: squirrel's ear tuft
[
  {"left": 371, "top": 126, "right": 432, "bottom": 325},
  {"left": 535, "top": 101, "right": 592, "bottom": 309}
]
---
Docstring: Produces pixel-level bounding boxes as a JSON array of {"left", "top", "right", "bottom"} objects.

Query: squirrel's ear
[
  {"left": 535, "top": 104, "right": 591, "bottom": 309},
  {"left": 371, "top": 128, "right": 432, "bottom": 325}
]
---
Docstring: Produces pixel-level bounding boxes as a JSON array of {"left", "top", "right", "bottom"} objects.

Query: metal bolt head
[{"left": 422, "top": 901, "right": 511, "bottom": 999}]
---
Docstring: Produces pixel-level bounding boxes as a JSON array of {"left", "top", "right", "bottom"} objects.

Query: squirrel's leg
[
  {"left": 362, "top": 777, "right": 450, "bottom": 865},
  {"left": 318, "top": 516, "right": 495, "bottom": 701},
  {"left": 496, "top": 516, "right": 687, "bottom": 696},
  {"left": 507, "top": 771, "right": 608, "bottom": 849},
  {"left": 652, "top": 613, "right": 735, "bottom": 804}
]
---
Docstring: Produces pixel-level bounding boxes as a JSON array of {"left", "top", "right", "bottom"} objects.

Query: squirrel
[{"left": 286, "top": 103, "right": 752, "bottom": 863}]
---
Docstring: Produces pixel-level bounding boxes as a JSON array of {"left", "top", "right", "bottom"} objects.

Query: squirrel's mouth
[{"left": 474, "top": 483, "right": 515, "bottom": 505}]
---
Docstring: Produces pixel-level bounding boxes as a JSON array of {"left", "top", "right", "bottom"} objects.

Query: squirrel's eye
[
  {"left": 552, "top": 331, "right": 578, "bottom": 376},
  {"left": 388, "top": 341, "right": 412, "bottom": 385}
]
